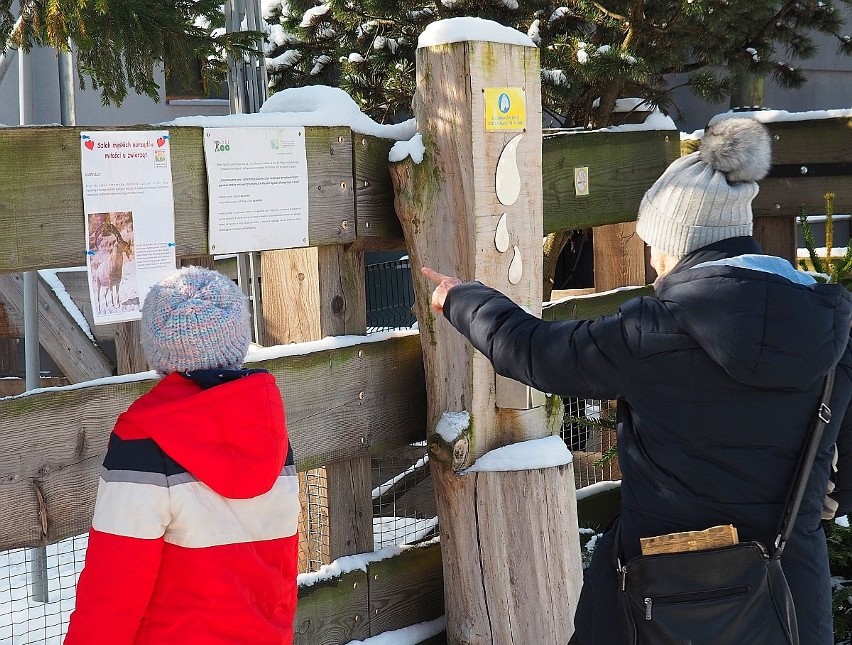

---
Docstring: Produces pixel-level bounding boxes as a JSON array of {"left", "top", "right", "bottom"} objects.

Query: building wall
[
  {"left": 671, "top": 6, "right": 852, "bottom": 131},
  {"left": 0, "top": 46, "right": 230, "bottom": 127}
]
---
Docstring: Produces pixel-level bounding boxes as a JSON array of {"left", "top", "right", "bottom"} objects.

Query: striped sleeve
[{"left": 65, "top": 434, "right": 171, "bottom": 645}]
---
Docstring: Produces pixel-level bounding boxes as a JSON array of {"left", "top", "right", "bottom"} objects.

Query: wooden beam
[
  {"left": 294, "top": 569, "right": 371, "bottom": 644},
  {"left": 542, "top": 128, "right": 680, "bottom": 233},
  {"left": 367, "top": 542, "right": 444, "bottom": 636},
  {"left": 293, "top": 542, "right": 444, "bottom": 644},
  {"left": 542, "top": 285, "right": 653, "bottom": 321},
  {"left": 0, "top": 273, "right": 113, "bottom": 382},
  {"left": 393, "top": 39, "right": 583, "bottom": 644},
  {"left": 0, "top": 126, "right": 356, "bottom": 273},
  {"left": 261, "top": 244, "right": 374, "bottom": 562},
  {"left": 591, "top": 222, "right": 646, "bottom": 292},
  {"left": 754, "top": 216, "right": 797, "bottom": 263},
  {"left": 0, "top": 333, "right": 425, "bottom": 550},
  {"left": 351, "top": 135, "right": 406, "bottom": 252}
]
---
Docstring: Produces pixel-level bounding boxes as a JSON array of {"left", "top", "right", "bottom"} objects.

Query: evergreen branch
[
  {"left": 799, "top": 206, "right": 826, "bottom": 275},
  {"left": 590, "top": 1, "right": 627, "bottom": 23}
]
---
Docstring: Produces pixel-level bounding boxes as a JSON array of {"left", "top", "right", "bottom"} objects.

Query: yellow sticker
[{"left": 484, "top": 87, "right": 526, "bottom": 131}]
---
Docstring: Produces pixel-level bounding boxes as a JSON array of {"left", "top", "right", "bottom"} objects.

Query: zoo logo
[{"left": 213, "top": 140, "right": 232, "bottom": 152}]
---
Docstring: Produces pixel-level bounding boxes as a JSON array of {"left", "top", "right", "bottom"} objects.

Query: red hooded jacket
[{"left": 65, "top": 371, "right": 299, "bottom": 644}]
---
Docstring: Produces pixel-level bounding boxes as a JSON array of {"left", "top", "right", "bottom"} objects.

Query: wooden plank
[
  {"left": 327, "top": 459, "right": 374, "bottom": 561},
  {"left": 542, "top": 128, "right": 680, "bottom": 233},
  {"left": 294, "top": 569, "right": 370, "bottom": 644},
  {"left": 0, "top": 377, "right": 69, "bottom": 397},
  {"left": 542, "top": 285, "right": 653, "bottom": 322},
  {"left": 753, "top": 176, "right": 852, "bottom": 219},
  {"left": 368, "top": 542, "right": 444, "bottom": 636},
  {"left": 351, "top": 134, "right": 406, "bottom": 252},
  {"left": 763, "top": 118, "right": 852, "bottom": 165},
  {"left": 114, "top": 320, "right": 148, "bottom": 375},
  {"left": 754, "top": 216, "right": 797, "bottom": 263},
  {"left": 261, "top": 244, "right": 373, "bottom": 561},
  {"left": 640, "top": 525, "right": 739, "bottom": 556},
  {"left": 592, "top": 222, "right": 646, "bottom": 292},
  {"left": 52, "top": 269, "right": 115, "bottom": 344},
  {"left": 0, "top": 126, "right": 355, "bottom": 273},
  {"left": 0, "top": 333, "right": 425, "bottom": 550},
  {"left": 0, "top": 273, "right": 113, "bottom": 382}
]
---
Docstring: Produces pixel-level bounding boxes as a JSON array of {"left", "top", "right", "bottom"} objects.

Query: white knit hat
[{"left": 636, "top": 118, "right": 772, "bottom": 258}]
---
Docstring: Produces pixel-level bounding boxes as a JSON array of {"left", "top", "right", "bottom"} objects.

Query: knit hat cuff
[{"left": 636, "top": 197, "right": 753, "bottom": 258}]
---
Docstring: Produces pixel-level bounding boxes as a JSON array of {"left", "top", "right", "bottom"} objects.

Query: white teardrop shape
[
  {"left": 494, "top": 213, "right": 510, "bottom": 253},
  {"left": 495, "top": 134, "right": 523, "bottom": 206},
  {"left": 508, "top": 245, "right": 523, "bottom": 284}
]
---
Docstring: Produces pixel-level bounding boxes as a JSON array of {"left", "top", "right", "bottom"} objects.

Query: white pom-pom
[{"left": 699, "top": 118, "right": 772, "bottom": 182}]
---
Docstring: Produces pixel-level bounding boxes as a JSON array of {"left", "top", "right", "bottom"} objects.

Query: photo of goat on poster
[{"left": 87, "top": 212, "right": 138, "bottom": 318}]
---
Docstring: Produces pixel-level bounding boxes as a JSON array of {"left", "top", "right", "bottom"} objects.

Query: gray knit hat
[
  {"left": 636, "top": 118, "right": 772, "bottom": 258},
  {"left": 140, "top": 266, "right": 251, "bottom": 374}
]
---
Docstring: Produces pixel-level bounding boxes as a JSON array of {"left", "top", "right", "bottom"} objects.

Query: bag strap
[{"left": 773, "top": 366, "right": 836, "bottom": 558}]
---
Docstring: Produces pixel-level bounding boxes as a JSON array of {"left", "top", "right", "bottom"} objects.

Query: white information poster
[
  {"left": 203, "top": 126, "right": 309, "bottom": 254},
  {"left": 80, "top": 130, "right": 177, "bottom": 325}
]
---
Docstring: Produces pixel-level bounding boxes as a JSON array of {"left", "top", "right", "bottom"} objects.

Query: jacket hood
[
  {"left": 115, "top": 371, "right": 287, "bottom": 498},
  {"left": 655, "top": 237, "right": 852, "bottom": 389}
]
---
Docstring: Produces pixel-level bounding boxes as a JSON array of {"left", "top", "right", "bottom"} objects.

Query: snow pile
[
  {"left": 297, "top": 537, "right": 439, "bottom": 588},
  {"left": 464, "top": 434, "right": 573, "bottom": 473},
  {"left": 710, "top": 107, "right": 852, "bottom": 125},
  {"left": 343, "top": 616, "right": 446, "bottom": 645},
  {"left": 165, "top": 86, "right": 417, "bottom": 141},
  {"left": 418, "top": 17, "right": 535, "bottom": 48},
  {"left": 245, "top": 328, "right": 418, "bottom": 364},
  {"left": 389, "top": 132, "right": 425, "bottom": 164},
  {"left": 434, "top": 411, "right": 470, "bottom": 443},
  {"left": 38, "top": 268, "right": 95, "bottom": 343}
]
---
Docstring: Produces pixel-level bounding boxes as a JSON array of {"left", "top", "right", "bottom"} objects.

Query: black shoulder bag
[{"left": 615, "top": 368, "right": 836, "bottom": 645}]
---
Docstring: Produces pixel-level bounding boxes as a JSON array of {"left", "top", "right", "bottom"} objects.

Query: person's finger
[{"left": 421, "top": 266, "right": 447, "bottom": 285}]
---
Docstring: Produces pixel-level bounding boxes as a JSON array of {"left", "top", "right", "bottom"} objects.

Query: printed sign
[
  {"left": 574, "top": 166, "right": 590, "bottom": 197},
  {"left": 80, "top": 130, "right": 177, "bottom": 325},
  {"left": 204, "top": 126, "right": 309, "bottom": 254},
  {"left": 484, "top": 87, "right": 526, "bottom": 131}
]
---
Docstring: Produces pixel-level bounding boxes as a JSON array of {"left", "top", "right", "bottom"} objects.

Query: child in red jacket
[{"left": 65, "top": 266, "right": 300, "bottom": 645}]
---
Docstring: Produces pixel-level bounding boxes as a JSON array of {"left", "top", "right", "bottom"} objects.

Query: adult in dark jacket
[{"left": 423, "top": 118, "right": 852, "bottom": 644}]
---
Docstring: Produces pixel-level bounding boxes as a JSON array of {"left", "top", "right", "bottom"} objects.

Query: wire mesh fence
[
  {"left": 372, "top": 442, "right": 438, "bottom": 550},
  {"left": 561, "top": 398, "right": 621, "bottom": 490},
  {"left": 0, "top": 535, "right": 87, "bottom": 645}
]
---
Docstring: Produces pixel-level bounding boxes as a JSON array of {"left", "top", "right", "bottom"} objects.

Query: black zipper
[{"left": 643, "top": 584, "right": 750, "bottom": 620}]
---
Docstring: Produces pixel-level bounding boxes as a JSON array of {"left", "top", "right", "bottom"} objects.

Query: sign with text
[
  {"left": 204, "top": 126, "right": 309, "bottom": 254},
  {"left": 80, "top": 130, "right": 177, "bottom": 325},
  {"left": 484, "top": 87, "right": 526, "bottom": 131}
]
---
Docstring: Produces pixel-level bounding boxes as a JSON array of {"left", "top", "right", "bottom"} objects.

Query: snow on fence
[{"left": 0, "top": 111, "right": 849, "bottom": 643}]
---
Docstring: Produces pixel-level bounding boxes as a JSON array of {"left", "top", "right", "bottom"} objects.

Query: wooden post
[
  {"left": 391, "top": 36, "right": 583, "bottom": 643},
  {"left": 592, "top": 222, "right": 647, "bottom": 292},
  {"left": 261, "top": 243, "right": 374, "bottom": 563}
]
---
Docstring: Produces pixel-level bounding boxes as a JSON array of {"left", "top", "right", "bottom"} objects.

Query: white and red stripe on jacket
[{"left": 65, "top": 371, "right": 299, "bottom": 645}]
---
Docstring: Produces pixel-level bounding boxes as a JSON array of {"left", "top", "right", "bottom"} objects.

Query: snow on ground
[{"left": 0, "top": 535, "right": 87, "bottom": 645}]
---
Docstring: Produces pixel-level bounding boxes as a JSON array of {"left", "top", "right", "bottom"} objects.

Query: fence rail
[{"left": 1, "top": 114, "right": 850, "bottom": 643}]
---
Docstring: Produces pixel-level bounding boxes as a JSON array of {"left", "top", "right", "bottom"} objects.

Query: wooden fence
[{"left": 0, "top": 112, "right": 849, "bottom": 643}]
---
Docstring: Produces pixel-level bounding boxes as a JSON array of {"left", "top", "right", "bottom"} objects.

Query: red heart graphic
[
  {"left": 84, "top": 140, "right": 94, "bottom": 150},
  {"left": 157, "top": 137, "right": 166, "bottom": 147}
]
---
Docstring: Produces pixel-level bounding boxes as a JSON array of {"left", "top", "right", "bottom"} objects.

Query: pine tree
[
  {"left": 263, "top": 0, "right": 852, "bottom": 127},
  {"left": 0, "top": 0, "right": 262, "bottom": 106}
]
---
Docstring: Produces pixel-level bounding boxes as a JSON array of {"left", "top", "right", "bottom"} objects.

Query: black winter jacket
[{"left": 442, "top": 237, "right": 852, "bottom": 645}]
